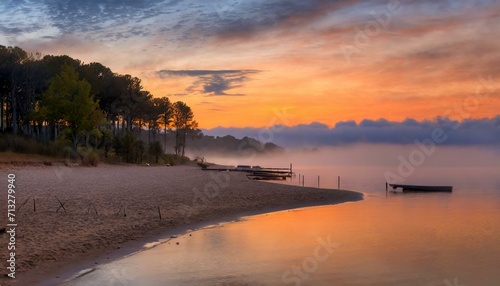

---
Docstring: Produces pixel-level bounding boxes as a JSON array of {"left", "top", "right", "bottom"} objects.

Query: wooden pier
[{"left": 202, "top": 164, "right": 294, "bottom": 181}]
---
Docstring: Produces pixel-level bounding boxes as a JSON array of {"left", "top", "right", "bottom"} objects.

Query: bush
[
  {"left": 180, "top": 156, "right": 191, "bottom": 164},
  {"left": 89, "top": 151, "right": 100, "bottom": 166},
  {"left": 11, "top": 137, "right": 40, "bottom": 154},
  {"left": 42, "top": 139, "right": 71, "bottom": 157},
  {"left": 113, "top": 133, "right": 144, "bottom": 163},
  {"left": 0, "top": 134, "right": 69, "bottom": 157},
  {"left": 0, "top": 135, "right": 8, "bottom": 152},
  {"left": 81, "top": 150, "right": 100, "bottom": 167},
  {"left": 162, "top": 153, "right": 177, "bottom": 166},
  {"left": 148, "top": 141, "right": 163, "bottom": 164}
]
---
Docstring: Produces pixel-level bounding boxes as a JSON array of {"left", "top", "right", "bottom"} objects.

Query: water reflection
[{"left": 64, "top": 167, "right": 500, "bottom": 286}]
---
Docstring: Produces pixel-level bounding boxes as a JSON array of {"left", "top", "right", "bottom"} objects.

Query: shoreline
[
  {"left": 44, "top": 202, "right": 363, "bottom": 286},
  {"left": 0, "top": 165, "right": 363, "bottom": 285}
]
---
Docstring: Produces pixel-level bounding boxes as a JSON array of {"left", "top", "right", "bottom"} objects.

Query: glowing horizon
[{"left": 1, "top": 0, "right": 499, "bottom": 128}]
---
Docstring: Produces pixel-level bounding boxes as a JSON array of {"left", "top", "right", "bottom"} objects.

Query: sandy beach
[{"left": 0, "top": 164, "right": 362, "bottom": 285}]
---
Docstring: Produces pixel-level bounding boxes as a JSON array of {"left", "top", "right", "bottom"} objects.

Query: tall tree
[
  {"left": 144, "top": 95, "right": 161, "bottom": 143},
  {"left": 0, "top": 45, "right": 199, "bottom": 164},
  {"left": 0, "top": 45, "right": 28, "bottom": 135},
  {"left": 172, "top": 101, "right": 195, "bottom": 157},
  {"left": 79, "top": 62, "right": 115, "bottom": 115},
  {"left": 37, "top": 65, "right": 104, "bottom": 152},
  {"left": 154, "top": 96, "right": 172, "bottom": 152},
  {"left": 109, "top": 74, "right": 145, "bottom": 135},
  {"left": 16, "top": 52, "right": 45, "bottom": 137}
]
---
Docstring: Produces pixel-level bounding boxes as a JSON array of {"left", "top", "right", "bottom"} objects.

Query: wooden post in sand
[
  {"left": 318, "top": 176, "right": 320, "bottom": 188},
  {"left": 33, "top": 198, "right": 36, "bottom": 212},
  {"left": 338, "top": 176, "right": 341, "bottom": 190},
  {"left": 87, "top": 202, "right": 98, "bottom": 215},
  {"left": 302, "top": 176, "right": 305, "bottom": 187},
  {"left": 158, "top": 205, "right": 162, "bottom": 221},
  {"left": 117, "top": 206, "right": 126, "bottom": 217},
  {"left": 55, "top": 196, "right": 67, "bottom": 214},
  {"left": 17, "top": 197, "right": 30, "bottom": 212}
]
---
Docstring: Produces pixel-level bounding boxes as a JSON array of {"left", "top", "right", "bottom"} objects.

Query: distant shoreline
[{"left": 0, "top": 165, "right": 362, "bottom": 285}]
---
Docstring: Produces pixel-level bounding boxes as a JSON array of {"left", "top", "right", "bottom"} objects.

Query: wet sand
[{"left": 0, "top": 164, "right": 362, "bottom": 285}]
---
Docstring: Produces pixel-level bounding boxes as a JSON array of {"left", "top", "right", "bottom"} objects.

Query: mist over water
[
  {"left": 195, "top": 144, "right": 500, "bottom": 202},
  {"left": 197, "top": 144, "right": 500, "bottom": 193},
  {"left": 197, "top": 144, "right": 500, "bottom": 168}
]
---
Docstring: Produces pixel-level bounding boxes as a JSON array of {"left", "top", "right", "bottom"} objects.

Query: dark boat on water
[{"left": 389, "top": 184, "right": 453, "bottom": 192}]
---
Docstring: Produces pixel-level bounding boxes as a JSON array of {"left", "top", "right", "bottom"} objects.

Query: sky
[{"left": 1, "top": 0, "right": 499, "bottom": 143}]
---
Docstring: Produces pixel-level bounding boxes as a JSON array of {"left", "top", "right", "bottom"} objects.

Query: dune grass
[{"left": 0, "top": 151, "right": 63, "bottom": 164}]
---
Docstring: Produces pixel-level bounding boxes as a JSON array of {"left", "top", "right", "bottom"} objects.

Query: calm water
[{"left": 64, "top": 156, "right": 500, "bottom": 285}]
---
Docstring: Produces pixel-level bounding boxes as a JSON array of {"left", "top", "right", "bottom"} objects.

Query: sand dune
[{"left": 0, "top": 164, "right": 362, "bottom": 285}]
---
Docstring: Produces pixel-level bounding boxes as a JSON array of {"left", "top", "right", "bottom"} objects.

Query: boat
[{"left": 389, "top": 184, "right": 453, "bottom": 192}]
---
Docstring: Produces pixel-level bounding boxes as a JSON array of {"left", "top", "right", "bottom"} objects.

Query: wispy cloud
[
  {"left": 157, "top": 69, "right": 261, "bottom": 96},
  {"left": 0, "top": 0, "right": 182, "bottom": 44},
  {"left": 0, "top": 0, "right": 365, "bottom": 45}
]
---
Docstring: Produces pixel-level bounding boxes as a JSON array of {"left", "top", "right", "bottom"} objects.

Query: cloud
[
  {"left": 157, "top": 69, "right": 261, "bottom": 96},
  {"left": 203, "top": 116, "right": 500, "bottom": 148},
  {"left": 158, "top": 70, "right": 259, "bottom": 77},
  {"left": 2, "top": 0, "right": 356, "bottom": 45},
  {"left": 3, "top": 0, "right": 498, "bottom": 46},
  {"left": 206, "top": 0, "right": 366, "bottom": 40},
  {"left": 3, "top": 0, "right": 499, "bottom": 126},
  {"left": 0, "top": 0, "right": 182, "bottom": 44},
  {"left": 41, "top": 0, "right": 176, "bottom": 32}
]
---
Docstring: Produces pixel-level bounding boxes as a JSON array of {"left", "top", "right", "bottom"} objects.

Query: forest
[
  {"left": 0, "top": 45, "right": 284, "bottom": 165},
  {"left": 0, "top": 45, "right": 198, "bottom": 165}
]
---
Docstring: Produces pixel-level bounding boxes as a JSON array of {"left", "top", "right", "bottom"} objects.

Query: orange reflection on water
[{"left": 66, "top": 182, "right": 500, "bottom": 286}]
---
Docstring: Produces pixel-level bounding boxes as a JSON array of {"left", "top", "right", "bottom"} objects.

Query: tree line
[{"left": 0, "top": 45, "right": 198, "bottom": 163}]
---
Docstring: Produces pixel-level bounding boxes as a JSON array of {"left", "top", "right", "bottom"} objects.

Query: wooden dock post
[
  {"left": 338, "top": 176, "right": 341, "bottom": 190},
  {"left": 302, "top": 176, "right": 305, "bottom": 187},
  {"left": 318, "top": 176, "right": 320, "bottom": 188}
]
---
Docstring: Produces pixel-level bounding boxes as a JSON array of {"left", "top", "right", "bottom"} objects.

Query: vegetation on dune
[{"left": 0, "top": 45, "right": 199, "bottom": 165}]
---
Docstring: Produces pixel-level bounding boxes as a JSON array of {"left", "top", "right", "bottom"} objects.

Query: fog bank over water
[
  {"left": 197, "top": 144, "right": 500, "bottom": 169},
  {"left": 195, "top": 144, "right": 499, "bottom": 195},
  {"left": 203, "top": 117, "right": 500, "bottom": 148}
]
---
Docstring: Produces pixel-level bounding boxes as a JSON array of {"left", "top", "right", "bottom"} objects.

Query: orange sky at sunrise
[{"left": 2, "top": 0, "right": 499, "bottom": 129}]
